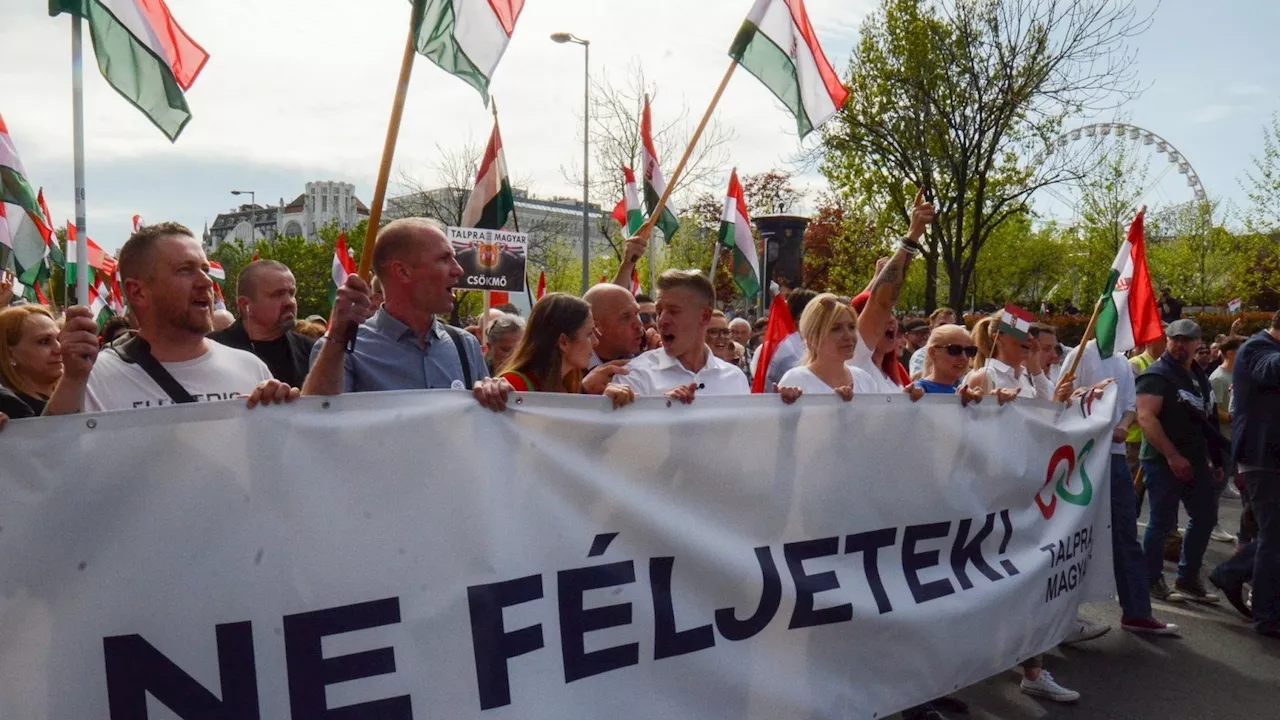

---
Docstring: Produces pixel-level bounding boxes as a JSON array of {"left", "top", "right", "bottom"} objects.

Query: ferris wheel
[{"left": 1036, "top": 122, "right": 1207, "bottom": 222}]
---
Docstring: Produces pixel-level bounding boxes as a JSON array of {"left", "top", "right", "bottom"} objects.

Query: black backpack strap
[
  {"left": 441, "top": 325, "right": 474, "bottom": 390},
  {"left": 117, "top": 336, "right": 198, "bottom": 404}
]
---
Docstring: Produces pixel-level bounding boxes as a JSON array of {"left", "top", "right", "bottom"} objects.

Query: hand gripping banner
[{"left": 0, "top": 389, "right": 1116, "bottom": 719}]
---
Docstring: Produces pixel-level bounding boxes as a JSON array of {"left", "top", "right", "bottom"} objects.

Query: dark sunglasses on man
[
  {"left": 937, "top": 344, "right": 978, "bottom": 358},
  {"left": 640, "top": 312, "right": 656, "bottom": 325}
]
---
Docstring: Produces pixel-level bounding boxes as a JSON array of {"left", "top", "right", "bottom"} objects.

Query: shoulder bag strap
[
  {"left": 118, "top": 336, "right": 198, "bottom": 404},
  {"left": 441, "top": 325, "right": 474, "bottom": 390}
]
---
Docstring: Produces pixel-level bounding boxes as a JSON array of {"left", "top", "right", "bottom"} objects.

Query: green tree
[{"left": 820, "top": 0, "right": 1148, "bottom": 311}]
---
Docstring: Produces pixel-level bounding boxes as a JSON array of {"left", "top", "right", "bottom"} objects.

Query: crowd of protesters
[{"left": 1, "top": 199, "right": 1277, "bottom": 717}]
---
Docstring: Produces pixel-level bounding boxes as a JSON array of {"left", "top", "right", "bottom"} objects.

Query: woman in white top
[
  {"left": 776, "top": 293, "right": 872, "bottom": 403},
  {"left": 964, "top": 314, "right": 1053, "bottom": 400}
]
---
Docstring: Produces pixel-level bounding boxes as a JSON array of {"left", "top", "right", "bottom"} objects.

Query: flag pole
[
  {"left": 1057, "top": 205, "right": 1147, "bottom": 391},
  {"left": 71, "top": 16, "right": 89, "bottom": 306},
  {"left": 355, "top": 12, "right": 419, "bottom": 280},
  {"left": 634, "top": 60, "right": 738, "bottom": 251}
]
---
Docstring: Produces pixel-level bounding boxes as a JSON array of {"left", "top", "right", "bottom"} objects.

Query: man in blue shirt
[
  {"left": 1210, "top": 311, "right": 1280, "bottom": 638},
  {"left": 304, "top": 218, "right": 511, "bottom": 410}
]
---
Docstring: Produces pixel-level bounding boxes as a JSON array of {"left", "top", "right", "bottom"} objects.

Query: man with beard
[
  {"left": 582, "top": 283, "right": 644, "bottom": 393},
  {"left": 44, "top": 223, "right": 297, "bottom": 414},
  {"left": 1136, "top": 319, "right": 1227, "bottom": 604},
  {"left": 209, "top": 260, "right": 314, "bottom": 387},
  {"left": 304, "top": 218, "right": 511, "bottom": 410}
]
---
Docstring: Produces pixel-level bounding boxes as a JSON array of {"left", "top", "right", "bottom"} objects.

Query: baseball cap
[
  {"left": 903, "top": 318, "right": 929, "bottom": 334},
  {"left": 305, "top": 314, "right": 326, "bottom": 323},
  {"left": 1166, "top": 318, "right": 1201, "bottom": 340}
]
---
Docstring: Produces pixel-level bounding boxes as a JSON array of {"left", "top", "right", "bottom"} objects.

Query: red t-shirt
[{"left": 501, "top": 371, "right": 539, "bottom": 392}]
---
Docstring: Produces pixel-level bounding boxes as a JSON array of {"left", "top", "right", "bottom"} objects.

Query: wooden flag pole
[
  {"left": 1057, "top": 204, "right": 1148, "bottom": 392},
  {"left": 356, "top": 18, "right": 419, "bottom": 279},
  {"left": 633, "top": 60, "right": 738, "bottom": 254}
]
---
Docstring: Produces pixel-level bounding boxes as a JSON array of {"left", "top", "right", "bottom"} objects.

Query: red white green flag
[
  {"left": 729, "top": 0, "right": 850, "bottom": 138},
  {"left": 1095, "top": 208, "right": 1163, "bottom": 358},
  {"left": 65, "top": 222, "right": 115, "bottom": 279},
  {"left": 611, "top": 166, "right": 645, "bottom": 235},
  {"left": 752, "top": 295, "right": 797, "bottom": 393},
  {"left": 462, "top": 115, "right": 514, "bottom": 230},
  {"left": 640, "top": 97, "right": 680, "bottom": 242},
  {"left": 207, "top": 260, "right": 226, "bottom": 286},
  {"left": 718, "top": 169, "right": 761, "bottom": 300},
  {"left": 50, "top": 0, "right": 210, "bottom": 141},
  {"left": 997, "top": 303, "right": 1034, "bottom": 341},
  {"left": 329, "top": 233, "right": 357, "bottom": 310},
  {"left": 412, "top": 0, "right": 525, "bottom": 102}
]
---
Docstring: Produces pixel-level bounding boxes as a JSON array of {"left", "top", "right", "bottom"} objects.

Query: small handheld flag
[{"left": 997, "top": 304, "right": 1034, "bottom": 342}]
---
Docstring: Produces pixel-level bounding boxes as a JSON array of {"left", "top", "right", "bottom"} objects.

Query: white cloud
[{"left": 1, "top": 0, "right": 872, "bottom": 251}]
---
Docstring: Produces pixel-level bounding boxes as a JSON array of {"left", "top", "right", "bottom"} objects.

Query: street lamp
[
  {"left": 551, "top": 32, "right": 591, "bottom": 294},
  {"left": 230, "top": 190, "right": 256, "bottom": 243}
]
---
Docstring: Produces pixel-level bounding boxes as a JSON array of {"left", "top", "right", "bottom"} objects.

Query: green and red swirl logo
[{"left": 1036, "top": 439, "right": 1095, "bottom": 519}]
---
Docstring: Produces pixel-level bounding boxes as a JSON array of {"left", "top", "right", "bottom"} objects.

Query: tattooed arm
[{"left": 855, "top": 191, "right": 935, "bottom": 351}]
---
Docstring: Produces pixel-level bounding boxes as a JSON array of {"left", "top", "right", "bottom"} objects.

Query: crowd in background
[{"left": 1, "top": 201, "right": 1277, "bottom": 719}]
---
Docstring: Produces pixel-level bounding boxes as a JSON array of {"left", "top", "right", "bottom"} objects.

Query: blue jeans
[
  {"left": 1142, "top": 459, "right": 1219, "bottom": 583},
  {"left": 1111, "top": 455, "right": 1152, "bottom": 618},
  {"left": 1211, "top": 471, "right": 1279, "bottom": 634}
]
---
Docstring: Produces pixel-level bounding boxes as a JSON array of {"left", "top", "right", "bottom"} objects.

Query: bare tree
[
  {"left": 821, "top": 0, "right": 1152, "bottom": 310},
  {"left": 560, "top": 61, "right": 735, "bottom": 259}
]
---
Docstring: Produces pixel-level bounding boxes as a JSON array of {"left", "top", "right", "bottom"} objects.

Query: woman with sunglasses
[
  {"left": 775, "top": 293, "right": 873, "bottom": 403},
  {"left": 965, "top": 313, "right": 1052, "bottom": 402},
  {"left": 912, "top": 324, "right": 990, "bottom": 404}
]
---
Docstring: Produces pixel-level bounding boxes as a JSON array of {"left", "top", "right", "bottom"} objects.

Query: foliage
[
  {"left": 820, "top": 0, "right": 1148, "bottom": 310},
  {"left": 208, "top": 220, "right": 368, "bottom": 320}
]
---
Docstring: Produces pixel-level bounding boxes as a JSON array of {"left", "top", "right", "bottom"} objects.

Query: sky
[{"left": 3, "top": 0, "right": 1279, "bottom": 254}]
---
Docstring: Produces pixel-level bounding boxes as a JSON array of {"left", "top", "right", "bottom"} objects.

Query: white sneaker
[
  {"left": 1223, "top": 484, "right": 1241, "bottom": 500},
  {"left": 1211, "top": 525, "right": 1237, "bottom": 543},
  {"left": 1060, "top": 618, "right": 1110, "bottom": 646},
  {"left": 1021, "top": 670, "right": 1080, "bottom": 703}
]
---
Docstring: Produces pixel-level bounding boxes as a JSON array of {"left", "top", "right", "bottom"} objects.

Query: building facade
[{"left": 204, "top": 181, "right": 369, "bottom": 252}]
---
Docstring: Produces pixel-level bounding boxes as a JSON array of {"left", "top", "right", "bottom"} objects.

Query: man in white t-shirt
[
  {"left": 46, "top": 222, "right": 297, "bottom": 415},
  {"left": 615, "top": 270, "right": 749, "bottom": 401}
]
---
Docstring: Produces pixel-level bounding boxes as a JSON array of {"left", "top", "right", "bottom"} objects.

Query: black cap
[{"left": 903, "top": 318, "right": 930, "bottom": 333}]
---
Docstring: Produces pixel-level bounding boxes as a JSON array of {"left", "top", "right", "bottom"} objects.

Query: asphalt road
[{"left": 943, "top": 492, "right": 1279, "bottom": 720}]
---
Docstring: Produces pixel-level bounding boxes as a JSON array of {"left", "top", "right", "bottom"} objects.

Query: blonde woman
[
  {"left": 965, "top": 314, "right": 1051, "bottom": 402},
  {"left": 0, "top": 305, "right": 63, "bottom": 417},
  {"left": 775, "top": 293, "right": 874, "bottom": 403},
  {"left": 911, "top": 324, "right": 990, "bottom": 405}
]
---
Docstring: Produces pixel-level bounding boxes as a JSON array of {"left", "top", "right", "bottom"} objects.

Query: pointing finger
[{"left": 914, "top": 187, "right": 925, "bottom": 206}]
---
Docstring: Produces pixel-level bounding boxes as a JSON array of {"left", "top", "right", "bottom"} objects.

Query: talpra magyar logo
[{"left": 1036, "top": 439, "right": 1095, "bottom": 519}]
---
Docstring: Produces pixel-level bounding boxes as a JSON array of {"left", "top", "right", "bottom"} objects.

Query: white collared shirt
[
  {"left": 618, "top": 346, "right": 751, "bottom": 396},
  {"left": 984, "top": 357, "right": 1054, "bottom": 399},
  {"left": 1060, "top": 340, "right": 1137, "bottom": 453},
  {"left": 849, "top": 337, "right": 902, "bottom": 393}
]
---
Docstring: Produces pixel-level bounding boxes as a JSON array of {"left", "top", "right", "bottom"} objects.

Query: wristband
[{"left": 897, "top": 237, "right": 921, "bottom": 256}]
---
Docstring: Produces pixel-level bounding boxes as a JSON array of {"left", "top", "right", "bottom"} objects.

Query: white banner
[{"left": 0, "top": 390, "right": 1115, "bottom": 719}]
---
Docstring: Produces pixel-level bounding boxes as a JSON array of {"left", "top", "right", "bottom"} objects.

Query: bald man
[
  {"left": 304, "top": 218, "right": 510, "bottom": 410},
  {"left": 581, "top": 283, "right": 645, "bottom": 393}
]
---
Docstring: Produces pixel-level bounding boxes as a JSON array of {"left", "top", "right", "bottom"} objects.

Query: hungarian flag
[
  {"left": 611, "top": 166, "right": 644, "bottom": 235},
  {"left": 65, "top": 223, "right": 115, "bottom": 279},
  {"left": 462, "top": 115, "right": 514, "bottom": 229},
  {"left": 87, "top": 269, "right": 116, "bottom": 328},
  {"left": 36, "top": 189, "right": 64, "bottom": 267},
  {"left": 630, "top": 268, "right": 642, "bottom": 296},
  {"left": 1, "top": 114, "right": 41, "bottom": 272},
  {"left": 329, "top": 233, "right": 357, "bottom": 310},
  {"left": 132, "top": 214, "right": 144, "bottom": 232},
  {"left": 1095, "top": 208, "right": 1162, "bottom": 358},
  {"left": 251, "top": 250, "right": 260, "bottom": 262},
  {"left": 718, "top": 169, "right": 762, "bottom": 300},
  {"left": 640, "top": 98, "right": 680, "bottom": 242},
  {"left": 729, "top": 0, "right": 850, "bottom": 139},
  {"left": 752, "top": 296, "right": 797, "bottom": 393},
  {"left": 207, "top": 260, "right": 226, "bottom": 286},
  {"left": 49, "top": 0, "right": 210, "bottom": 141},
  {"left": 535, "top": 270, "right": 546, "bottom": 300},
  {"left": 412, "top": 0, "right": 524, "bottom": 102},
  {"left": 997, "top": 303, "right": 1034, "bottom": 342}
]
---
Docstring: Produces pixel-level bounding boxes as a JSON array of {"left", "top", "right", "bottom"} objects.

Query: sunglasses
[
  {"left": 706, "top": 328, "right": 731, "bottom": 338},
  {"left": 639, "top": 312, "right": 656, "bottom": 324},
  {"left": 937, "top": 344, "right": 978, "bottom": 358}
]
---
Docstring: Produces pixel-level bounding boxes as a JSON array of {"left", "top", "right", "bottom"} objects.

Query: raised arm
[
  {"left": 303, "top": 275, "right": 373, "bottom": 397},
  {"left": 612, "top": 235, "right": 649, "bottom": 288},
  {"left": 856, "top": 190, "right": 934, "bottom": 350}
]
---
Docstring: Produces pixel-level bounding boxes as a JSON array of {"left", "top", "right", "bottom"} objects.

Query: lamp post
[
  {"left": 230, "top": 190, "right": 256, "bottom": 243},
  {"left": 551, "top": 32, "right": 591, "bottom": 294}
]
